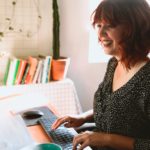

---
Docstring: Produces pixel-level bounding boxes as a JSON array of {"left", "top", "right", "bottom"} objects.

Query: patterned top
[{"left": 93, "top": 57, "right": 150, "bottom": 150}]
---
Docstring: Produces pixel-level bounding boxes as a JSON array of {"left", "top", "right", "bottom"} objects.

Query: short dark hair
[{"left": 92, "top": 0, "right": 150, "bottom": 69}]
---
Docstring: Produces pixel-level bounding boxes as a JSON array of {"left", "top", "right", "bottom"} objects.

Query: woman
[{"left": 52, "top": 0, "right": 150, "bottom": 149}]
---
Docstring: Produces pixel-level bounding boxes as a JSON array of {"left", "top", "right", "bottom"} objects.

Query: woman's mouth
[{"left": 102, "top": 40, "right": 112, "bottom": 47}]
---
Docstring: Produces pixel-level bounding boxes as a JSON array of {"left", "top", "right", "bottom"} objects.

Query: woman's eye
[
  {"left": 96, "top": 24, "right": 101, "bottom": 28},
  {"left": 106, "top": 24, "right": 113, "bottom": 29}
]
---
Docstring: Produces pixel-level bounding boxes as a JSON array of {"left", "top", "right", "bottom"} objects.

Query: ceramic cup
[
  {"left": 21, "top": 143, "right": 62, "bottom": 150},
  {"left": 35, "top": 143, "right": 62, "bottom": 150}
]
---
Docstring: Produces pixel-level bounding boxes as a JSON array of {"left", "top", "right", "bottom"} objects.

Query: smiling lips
[{"left": 101, "top": 40, "right": 112, "bottom": 47}]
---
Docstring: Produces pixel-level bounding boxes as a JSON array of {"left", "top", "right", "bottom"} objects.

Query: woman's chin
[{"left": 103, "top": 48, "right": 112, "bottom": 55}]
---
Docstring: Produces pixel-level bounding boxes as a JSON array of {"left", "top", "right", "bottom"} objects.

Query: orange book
[
  {"left": 15, "top": 59, "right": 27, "bottom": 85},
  {"left": 32, "top": 60, "right": 43, "bottom": 84},
  {"left": 25, "top": 56, "right": 38, "bottom": 84},
  {"left": 48, "top": 56, "right": 52, "bottom": 82}
]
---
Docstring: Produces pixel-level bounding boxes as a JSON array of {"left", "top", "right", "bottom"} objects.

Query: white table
[{"left": 0, "top": 79, "right": 82, "bottom": 116}]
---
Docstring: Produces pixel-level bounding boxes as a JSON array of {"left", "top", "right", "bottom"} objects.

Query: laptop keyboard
[
  {"left": 39, "top": 117, "right": 76, "bottom": 149},
  {"left": 38, "top": 107, "right": 92, "bottom": 150}
]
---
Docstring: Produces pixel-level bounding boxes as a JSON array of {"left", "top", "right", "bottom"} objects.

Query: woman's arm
[
  {"left": 73, "top": 89, "right": 150, "bottom": 150},
  {"left": 79, "top": 109, "right": 94, "bottom": 123},
  {"left": 73, "top": 131, "right": 135, "bottom": 150},
  {"left": 107, "top": 133, "right": 134, "bottom": 150}
]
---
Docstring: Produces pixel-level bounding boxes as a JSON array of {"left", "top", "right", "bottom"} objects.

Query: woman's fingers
[
  {"left": 78, "top": 141, "right": 89, "bottom": 150},
  {"left": 51, "top": 116, "right": 71, "bottom": 129},
  {"left": 64, "top": 121, "right": 71, "bottom": 127},
  {"left": 73, "top": 134, "right": 86, "bottom": 150},
  {"left": 51, "top": 117, "right": 65, "bottom": 129},
  {"left": 73, "top": 135, "right": 81, "bottom": 150},
  {"left": 73, "top": 132, "right": 91, "bottom": 150}
]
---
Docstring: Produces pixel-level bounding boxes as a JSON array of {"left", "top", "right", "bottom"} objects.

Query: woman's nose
[{"left": 99, "top": 26, "right": 106, "bottom": 37}]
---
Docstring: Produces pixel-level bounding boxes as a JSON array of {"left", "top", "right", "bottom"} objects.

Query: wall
[
  {"left": 58, "top": 0, "right": 107, "bottom": 112},
  {"left": 0, "top": 0, "right": 53, "bottom": 57},
  {"left": 0, "top": 0, "right": 107, "bottom": 112}
]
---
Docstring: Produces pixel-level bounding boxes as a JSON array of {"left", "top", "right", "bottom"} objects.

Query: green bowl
[
  {"left": 21, "top": 143, "right": 62, "bottom": 150},
  {"left": 35, "top": 143, "right": 62, "bottom": 150}
]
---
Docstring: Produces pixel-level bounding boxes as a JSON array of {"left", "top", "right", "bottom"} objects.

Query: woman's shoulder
[
  {"left": 102, "top": 57, "right": 117, "bottom": 81},
  {"left": 106, "top": 57, "right": 118, "bottom": 71},
  {"left": 137, "top": 60, "right": 150, "bottom": 86},
  {"left": 108, "top": 57, "right": 117, "bottom": 65},
  {"left": 141, "top": 60, "right": 150, "bottom": 77}
]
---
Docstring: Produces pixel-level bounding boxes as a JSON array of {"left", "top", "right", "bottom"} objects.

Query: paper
[
  {"left": 0, "top": 111, "right": 34, "bottom": 150},
  {"left": 0, "top": 93, "right": 49, "bottom": 113},
  {"left": 0, "top": 93, "right": 50, "bottom": 149}
]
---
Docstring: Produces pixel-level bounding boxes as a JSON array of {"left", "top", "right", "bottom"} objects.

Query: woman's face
[{"left": 95, "top": 21, "right": 124, "bottom": 59}]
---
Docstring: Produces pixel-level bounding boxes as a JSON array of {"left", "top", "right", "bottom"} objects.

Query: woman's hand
[
  {"left": 51, "top": 115, "right": 86, "bottom": 130},
  {"left": 73, "top": 131, "right": 110, "bottom": 150}
]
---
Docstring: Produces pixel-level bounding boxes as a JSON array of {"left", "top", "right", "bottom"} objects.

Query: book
[
  {"left": 24, "top": 56, "right": 38, "bottom": 84},
  {"left": 0, "top": 52, "right": 13, "bottom": 85},
  {"left": 32, "top": 60, "right": 43, "bottom": 84},
  {"left": 48, "top": 56, "right": 52, "bottom": 82},
  {"left": 3, "top": 58, "right": 11, "bottom": 85},
  {"left": 12, "top": 59, "right": 20, "bottom": 85},
  {"left": 15, "top": 59, "right": 27, "bottom": 85},
  {"left": 21, "top": 63, "right": 30, "bottom": 84},
  {"left": 37, "top": 62, "right": 44, "bottom": 83},
  {"left": 6, "top": 58, "right": 20, "bottom": 85},
  {"left": 41, "top": 56, "right": 52, "bottom": 83}
]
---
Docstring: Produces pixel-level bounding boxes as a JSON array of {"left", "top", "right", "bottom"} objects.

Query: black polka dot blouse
[{"left": 93, "top": 57, "right": 150, "bottom": 150}]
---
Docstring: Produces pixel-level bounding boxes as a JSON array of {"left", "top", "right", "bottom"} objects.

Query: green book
[
  {"left": 12, "top": 59, "right": 20, "bottom": 85},
  {"left": 6, "top": 58, "right": 20, "bottom": 85},
  {"left": 3, "top": 58, "right": 11, "bottom": 85}
]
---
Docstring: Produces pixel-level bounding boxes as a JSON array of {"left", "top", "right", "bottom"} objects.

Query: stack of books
[{"left": 3, "top": 55, "right": 52, "bottom": 86}]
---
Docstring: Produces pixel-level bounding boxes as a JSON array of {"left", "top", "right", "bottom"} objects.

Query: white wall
[
  {"left": 0, "top": 0, "right": 107, "bottom": 112},
  {"left": 58, "top": 0, "right": 107, "bottom": 111},
  {"left": 0, "top": 0, "right": 53, "bottom": 57}
]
